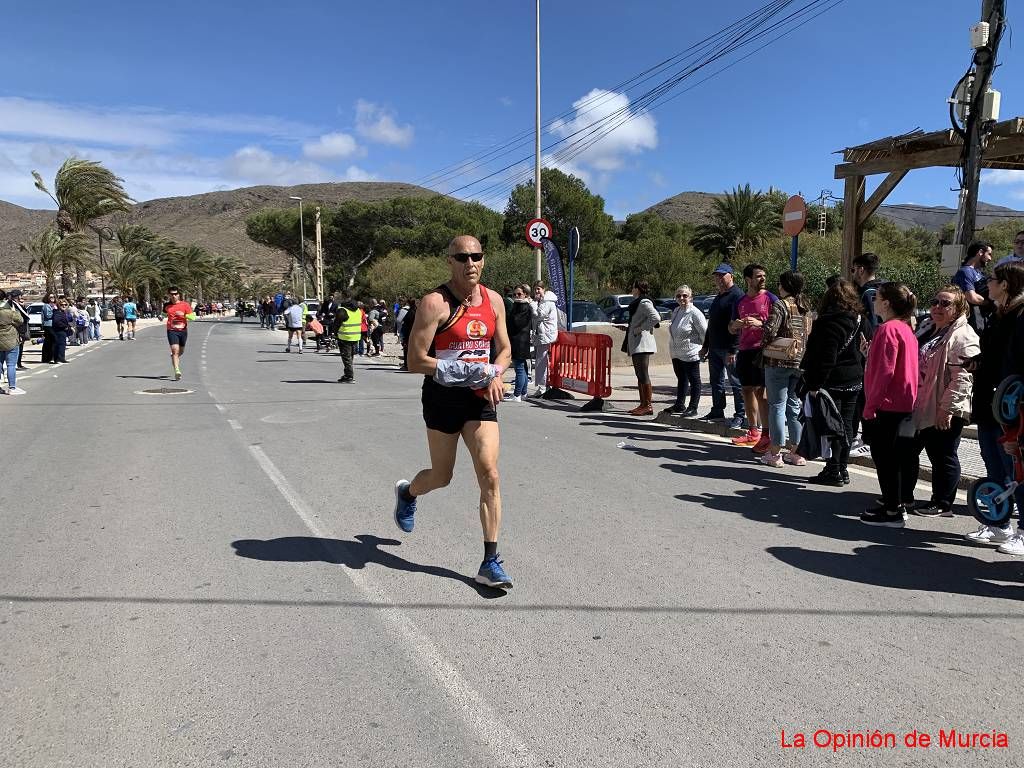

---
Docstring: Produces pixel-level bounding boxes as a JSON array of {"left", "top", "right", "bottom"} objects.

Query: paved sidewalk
[{"left": 599, "top": 363, "right": 986, "bottom": 488}]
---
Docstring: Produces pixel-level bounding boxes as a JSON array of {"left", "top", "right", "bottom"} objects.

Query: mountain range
[{"left": 3, "top": 184, "right": 1023, "bottom": 276}]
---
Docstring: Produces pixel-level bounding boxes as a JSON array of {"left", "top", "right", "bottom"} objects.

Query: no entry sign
[
  {"left": 782, "top": 196, "right": 807, "bottom": 237},
  {"left": 525, "top": 218, "right": 552, "bottom": 248}
]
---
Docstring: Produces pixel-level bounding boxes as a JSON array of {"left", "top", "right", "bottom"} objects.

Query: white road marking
[{"left": 246, "top": 445, "right": 537, "bottom": 765}]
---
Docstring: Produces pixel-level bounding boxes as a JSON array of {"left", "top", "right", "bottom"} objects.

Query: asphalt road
[{"left": 2, "top": 319, "right": 1022, "bottom": 768}]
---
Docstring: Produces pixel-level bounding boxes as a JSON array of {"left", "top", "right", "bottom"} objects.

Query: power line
[{"left": 442, "top": 0, "right": 845, "bottom": 206}]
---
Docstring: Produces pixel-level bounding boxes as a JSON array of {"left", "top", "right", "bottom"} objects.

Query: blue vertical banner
[
  {"left": 568, "top": 227, "right": 580, "bottom": 329},
  {"left": 540, "top": 237, "right": 567, "bottom": 312}
]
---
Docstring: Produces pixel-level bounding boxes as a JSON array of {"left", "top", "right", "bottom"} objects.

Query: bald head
[{"left": 447, "top": 235, "right": 482, "bottom": 256}]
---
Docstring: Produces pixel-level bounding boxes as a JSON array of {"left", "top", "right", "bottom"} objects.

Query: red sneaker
[
  {"left": 731, "top": 429, "right": 761, "bottom": 447},
  {"left": 751, "top": 435, "right": 772, "bottom": 455}
]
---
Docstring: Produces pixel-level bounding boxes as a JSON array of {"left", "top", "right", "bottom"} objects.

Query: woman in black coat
[
  {"left": 50, "top": 297, "right": 72, "bottom": 364},
  {"left": 800, "top": 279, "right": 866, "bottom": 486},
  {"left": 506, "top": 284, "right": 534, "bottom": 401}
]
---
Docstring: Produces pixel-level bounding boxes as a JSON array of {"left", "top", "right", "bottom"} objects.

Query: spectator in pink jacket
[{"left": 861, "top": 282, "right": 919, "bottom": 528}]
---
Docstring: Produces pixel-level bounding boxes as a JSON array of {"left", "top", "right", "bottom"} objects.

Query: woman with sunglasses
[
  {"left": 50, "top": 298, "right": 72, "bottom": 364},
  {"left": 907, "top": 286, "right": 979, "bottom": 517},
  {"left": 667, "top": 285, "right": 706, "bottom": 416},
  {"left": 505, "top": 284, "right": 533, "bottom": 402},
  {"left": 964, "top": 261, "right": 1024, "bottom": 551}
]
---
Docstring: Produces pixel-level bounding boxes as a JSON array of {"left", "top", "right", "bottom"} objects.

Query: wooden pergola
[{"left": 834, "top": 116, "right": 1024, "bottom": 273}]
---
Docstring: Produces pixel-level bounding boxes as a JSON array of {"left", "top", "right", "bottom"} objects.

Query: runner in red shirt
[
  {"left": 163, "top": 287, "right": 195, "bottom": 381},
  {"left": 392, "top": 235, "right": 515, "bottom": 589}
]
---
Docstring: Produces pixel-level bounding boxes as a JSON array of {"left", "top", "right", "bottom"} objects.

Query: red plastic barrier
[{"left": 548, "top": 331, "right": 612, "bottom": 398}]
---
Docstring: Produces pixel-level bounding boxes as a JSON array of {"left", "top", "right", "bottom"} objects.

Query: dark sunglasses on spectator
[
  {"left": 931, "top": 298, "right": 954, "bottom": 308},
  {"left": 450, "top": 252, "right": 483, "bottom": 263}
]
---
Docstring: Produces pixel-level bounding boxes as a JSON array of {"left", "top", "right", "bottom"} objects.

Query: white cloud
[
  {"left": 224, "top": 146, "right": 334, "bottom": 186},
  {"left": 302, "top": 132, "right": 361, "bottom": 160},
  {"left": 0, "top": 96, "right": 315, "bottom": 148},
  {"left": 549, "top": 89, "right": 657, "bottom": 172},
  {"left": 355, "top": 99, "right": 414, "bottom": 147},
  {"left": 342, "top": 165, "right": 377, "bottom": 182},
  {"left": 983, "top": 169, "right": 1024, "bottom": 186}
]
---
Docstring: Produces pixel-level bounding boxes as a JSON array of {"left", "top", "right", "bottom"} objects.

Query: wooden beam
[
  {"left": 859, "top": 170, "right": 908, "bottom": 227},
  {"left": 841, "top": 176, "right": 865, "bottom": 277},
  {"left": 836, "top": 134, "right": 1024, "bottom": 178}
]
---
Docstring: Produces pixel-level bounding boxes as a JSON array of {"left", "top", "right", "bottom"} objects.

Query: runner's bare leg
[
  {"left": 408, "top": 429, "right": 460, "bottom": 497},
  {"left": 461, "top": 420, "right": 501, "bottom": 541}
]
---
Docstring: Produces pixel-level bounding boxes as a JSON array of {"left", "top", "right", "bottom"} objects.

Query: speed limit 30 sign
[{"left": 525, "top": 218, "right": 552, "bottom": 248}]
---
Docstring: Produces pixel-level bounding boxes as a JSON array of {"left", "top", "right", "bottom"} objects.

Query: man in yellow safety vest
[{"left": 335, "top": 296, "right": 363, "bottom": 383}]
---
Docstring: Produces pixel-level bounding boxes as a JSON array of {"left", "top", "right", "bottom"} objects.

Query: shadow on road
[
  {"left": 230, "top": 534, "right": 507, "bottom": 599},
  {"left": 280, "top": 379, "right": 338, "bottom": 384},
  {"left": 117, "top": 375, "right": 170, "bottom": 380},
  {"left": 565, "top": 415, "right": 1024, "bottom": 600}
]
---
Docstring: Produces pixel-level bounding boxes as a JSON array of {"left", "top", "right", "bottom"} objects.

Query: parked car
[
  {"left": 693, "top": 294, "right": 716, "bottom": 317},
  {"left": 606, "top": 301, "right": 671, "bottom": 325},
  {"left": 25, "top": 302, "right": 45, "bottom": 338},
  {"left": 595, "top": 294, "right": 633, "bottom": 315},
  {"left": 568, "top": 301, "right": 612, "bottom": 330}
]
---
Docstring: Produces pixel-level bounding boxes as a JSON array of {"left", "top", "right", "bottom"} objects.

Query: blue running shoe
[
  {"left": 393, "top": 480, "right": 416, "bottom": 533},
  {"left": 475, "top": 555, "right": 513, "bottom": 589}
]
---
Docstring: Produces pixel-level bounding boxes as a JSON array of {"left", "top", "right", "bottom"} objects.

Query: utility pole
[
  {"left": 954, "top": 0, "right": 1006, "bottom": 246},
  {"left": 534, "top": 0, "right": 542, "bottom": 282},
  {"left": 315, "top": 206, "right": 324, "bottom": 301}
]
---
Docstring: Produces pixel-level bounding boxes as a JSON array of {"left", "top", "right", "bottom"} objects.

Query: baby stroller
[{"left": 968, "top": 375, "right": 1024, "bottom": 526}]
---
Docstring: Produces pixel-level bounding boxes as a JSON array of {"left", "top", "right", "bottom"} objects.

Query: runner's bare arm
[
  {"left": 484, "top": 288, "right": 511, "bottom": 405},
  {"left": 407, "top": 290, "right": 447, "bottom": 376}
]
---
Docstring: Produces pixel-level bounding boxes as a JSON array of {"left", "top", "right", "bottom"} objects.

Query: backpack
[{"left": 762, "top": 299, "right": 810, "bottom": 362}]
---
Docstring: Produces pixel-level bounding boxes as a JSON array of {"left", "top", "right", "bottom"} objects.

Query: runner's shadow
[
  {"left": 230, "top": 534, "right": 507, "bottom": 599},
  {"left": 117, "top": 375, "right": 169, "bottom": 380}
]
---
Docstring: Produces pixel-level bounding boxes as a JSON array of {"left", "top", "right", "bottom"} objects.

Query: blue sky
[{"left": 2, "top": 0, "right": 1022, "bottom": 220}]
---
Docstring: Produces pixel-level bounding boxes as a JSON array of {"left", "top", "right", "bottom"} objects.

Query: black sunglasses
[
  {"left": 931, "top": 298, "right": 954, "bottom": 308},
  {"left": 450, "top": 252, "right": 483, "bottom": 263}
]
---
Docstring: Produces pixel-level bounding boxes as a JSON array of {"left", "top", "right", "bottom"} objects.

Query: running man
[
  {"left": 393, "top": 235, "right": 514, "bottom": 589},
  {"left": 123, "top": 294, "right": 138, "bottom": 340},
  {"left": 163, "top": 287, "right": 195, "bottom": 381}
]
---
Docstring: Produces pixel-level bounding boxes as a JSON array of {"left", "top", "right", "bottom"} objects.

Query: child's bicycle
[{"left": 968, "top": 375, "right": 1024, "bottom": 527}]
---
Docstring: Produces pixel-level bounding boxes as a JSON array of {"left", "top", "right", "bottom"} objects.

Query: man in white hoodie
[{"left": 531, "top": 282, "right": 559, "bottom": 396}]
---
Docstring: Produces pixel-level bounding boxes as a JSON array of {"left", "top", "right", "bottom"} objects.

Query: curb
[{"left": 653, "top": 409, "right": 982, "bottom": 491}]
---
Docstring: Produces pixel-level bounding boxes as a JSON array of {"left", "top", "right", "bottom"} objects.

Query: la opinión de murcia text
[{"left": 780, "top": 729, "right": 1009, "bottom": 752}]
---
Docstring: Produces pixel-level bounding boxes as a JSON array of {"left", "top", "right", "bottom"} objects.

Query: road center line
[{"left": 246, "top": 444, "right": 537, "bottom": 766}]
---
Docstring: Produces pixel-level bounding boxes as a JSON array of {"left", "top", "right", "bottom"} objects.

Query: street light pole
[
  {"left": 289, "top": 195, "right": 307, "bottom": 298},
  {"left": 534, "top": 0, "right": 542, "bottom": 282}
]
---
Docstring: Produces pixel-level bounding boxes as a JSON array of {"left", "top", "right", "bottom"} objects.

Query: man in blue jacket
[{"left": 700, "top": 263, "right": 746, "bottom": 429}]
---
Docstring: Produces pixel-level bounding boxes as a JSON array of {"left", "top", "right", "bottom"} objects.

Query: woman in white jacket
[
  {"left": 531, "top": 282, "right": 559, "bottom": 396},
  {"left": 668, "top": 285, "right": 707, "bottom": 416},
  {"left": 625, "top": 280, "right": 662, "bottom": 416},
  {"left": 909, "top": 285, "right": 980, "bottom": 516}
]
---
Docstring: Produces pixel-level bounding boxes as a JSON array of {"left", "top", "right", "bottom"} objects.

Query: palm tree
[
  {"left": 104, "top": 250, "right": 162, "bottom": 297},
  {"left": 32, "top": 157, "right": 133, "bottom": 292},
  {"left": 19, "top": 228, "right": 94, "bottom": 295},
  {"left": 690, "top": 184, "right": 780, "bottom": 258},
  {"left": 174, "top": 244, "right": 214, "bottom": 303}
]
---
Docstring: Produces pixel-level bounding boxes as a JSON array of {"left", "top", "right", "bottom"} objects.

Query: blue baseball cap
[{"left": 712, "top": 263, "right": 734, "bottom": 275}]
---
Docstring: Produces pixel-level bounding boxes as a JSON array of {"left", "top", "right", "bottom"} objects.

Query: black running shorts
[
  {"left": 167, "top": 330, "right": 187, "bottom": 349},
  {"left": 735, "top": 348, "right": 763, "bottom": 387},
  {"left": 421, "top": 379, "right": 497, "bottom": 434}
]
